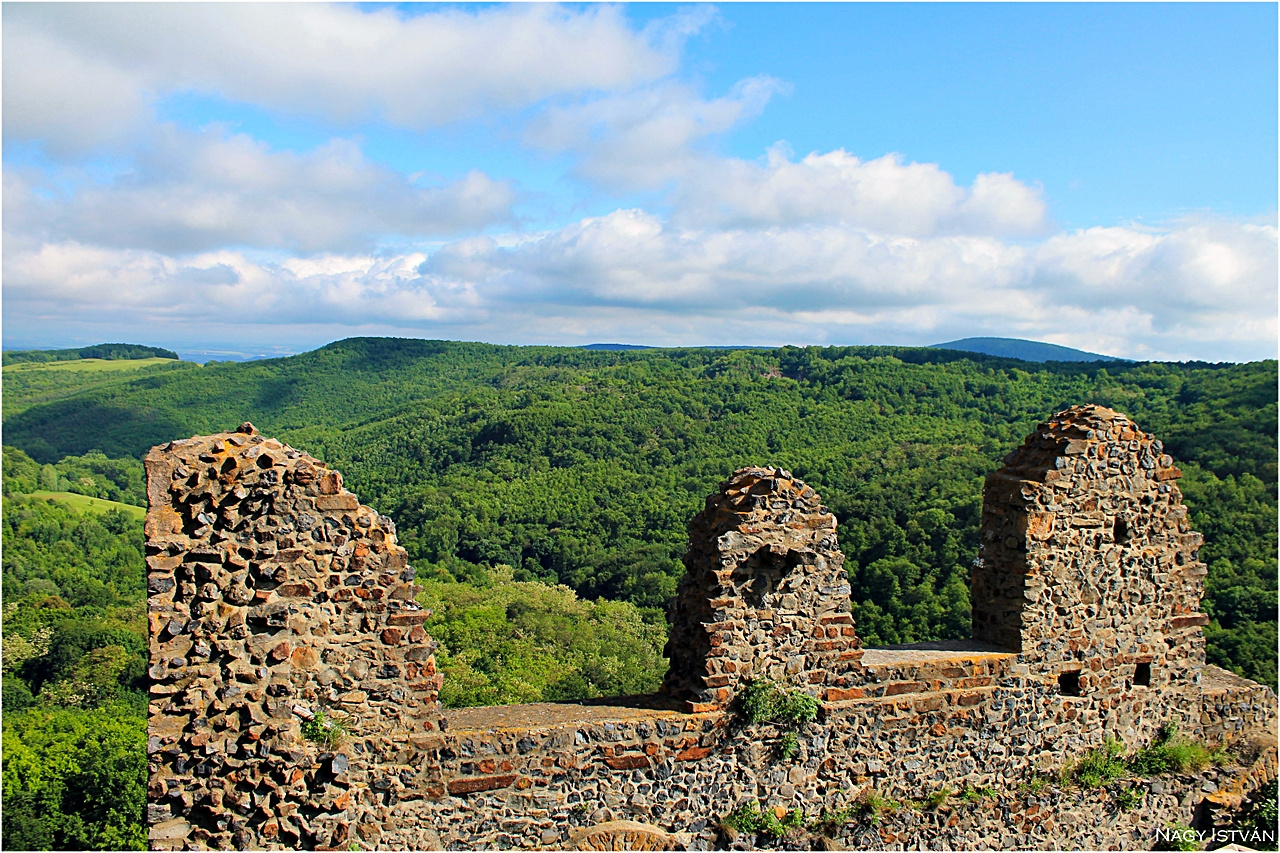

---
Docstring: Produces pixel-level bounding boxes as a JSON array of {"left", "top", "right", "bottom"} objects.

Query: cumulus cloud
[
  {"left": 7, "top": 126, "right": 517, "bottom": 253},
  {"left": 1027, "top": 219, "right": 1278, "bottom": 356},
  {"left": 671, "top": 147, "right": 1049, "bottom": 238},
  {"left": 3, "top": 243, "right": 484, "bottom": 332},
  {"left": 526, "top": 76, "right": 788, "bottom": 190},
  {"left": 1, "top": 24, "right": 149, "bottom": 156},
  {"left": 6, "top": 213, "right": 1272, "bottom": 362},
  {"left": 423, "top": 209, "right": 1028, "bottom": 311},
  {"left": 3, "top": 3, "right": 685, "bottom": 154},
  {"left": 3, "top": 5, "right": 1271, "bottom": 364},
  {"left": 526, "top": 92, "right": 1047, "bottom": 239}
]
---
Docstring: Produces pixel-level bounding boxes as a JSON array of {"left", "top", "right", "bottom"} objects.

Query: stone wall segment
[
  {"left": 662, "top": 467, "right": 863, "bottom": 711},
  {"left": 145, "top": 423, "right": 442, "bottom": 849},
  {"left": 145, "top": 409, "right": 1277, "bottom": 850},
  {"left": 972, "top": 404, "right": 1208, "bottom": 689}
]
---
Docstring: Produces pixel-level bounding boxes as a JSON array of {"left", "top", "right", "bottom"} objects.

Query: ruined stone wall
[
  {"left": 383, "top": 664, "right": 1274, "bottom": 849},
  {"left": 662, "top": 468, "right": 862, "bottom": 711},
  {"left": 145, "top": 425, "right": 441, "bottom": 849},
  {"left": 147, "top": 408, "right": 1277, "bottom": 851},
  {"left": 972, "top": 404, "right": 1208, "bottom": 689}
]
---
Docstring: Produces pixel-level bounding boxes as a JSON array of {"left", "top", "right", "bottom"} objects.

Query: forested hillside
[
  {"left": 1, "top": 455, "right": 149, "bottom": 849},
  {"left": 2, "top": 338, "right": 1274, "bottom": 849},
  {"left": 4, "top": 339, "right": 1275, "bottom": 688}
]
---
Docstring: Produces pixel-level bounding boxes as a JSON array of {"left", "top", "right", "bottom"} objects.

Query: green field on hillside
[
  {"left": 2, "top": 357, "right": 195, "bottom": 419},
  {"left": 28, "top": 491, "right": 146, "bottom": 521},
  {"left": 3, "top": 357, "right": 177, "bottom": 374}
]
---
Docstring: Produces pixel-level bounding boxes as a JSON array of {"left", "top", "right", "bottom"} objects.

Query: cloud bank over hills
[{"left": 3, "top": 4, "right": 1275, "bottom": 362}]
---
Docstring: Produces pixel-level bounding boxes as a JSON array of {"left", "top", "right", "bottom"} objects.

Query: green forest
[
  {"left": 2, "top": 338, "right": 1276, "bottom": 848},
  {"left": 2, "top": 343, "right": 179, "bottom": 366}
]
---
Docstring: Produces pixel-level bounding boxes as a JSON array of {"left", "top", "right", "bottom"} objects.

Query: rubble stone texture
[
  {"left": 147, "top": 409, "right": 1277, "bottom": 851},
  {"left": 973, "top": 404, "right": 1208, "bottom": 687},
  {"left": 662, "top": 467, "right": 863, "bottom": 710},
  {"left": 144, "top": 424, "right": 441, "bottom": 850}
]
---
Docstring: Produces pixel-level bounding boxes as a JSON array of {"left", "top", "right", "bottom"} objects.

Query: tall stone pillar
[
  {"left": 663, "top": 467, "right": 863, "bottom": 711},
  {"left": 973, "top": 405, "right": 1208, "bottom": 692},
  {"left": 145, "top": 424, "right": 442, "bottom": 849}
]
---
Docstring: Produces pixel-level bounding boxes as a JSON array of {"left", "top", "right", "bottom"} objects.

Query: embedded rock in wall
[
  {"left": 145, "top": 424, "right": 442, "bottom": 850},
  {"left": 972, "top": 404, "right": 1207, "bottom": 689},
  {"left": 662, "top": 467, "right": 863, "bottom": 711},
  {"left": 566, "top": 820, "right": 676, "bottom": 850}
]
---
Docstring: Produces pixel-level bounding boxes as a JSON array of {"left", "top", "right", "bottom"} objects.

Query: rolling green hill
[
  {"left": 3, "top": 357, "right": 194, "bottom": 419},
  {"left": 2, "top": 338, "right": 1275, "bottom": 689}
]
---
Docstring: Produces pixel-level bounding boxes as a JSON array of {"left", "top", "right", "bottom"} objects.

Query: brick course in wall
[{"left": 147, "top": 408, "right": 1277, "bottom": 850}]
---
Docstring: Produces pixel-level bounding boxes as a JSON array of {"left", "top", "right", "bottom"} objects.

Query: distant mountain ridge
[{"left": 929, "top": 337, "right": 1126, "bottom": 363}]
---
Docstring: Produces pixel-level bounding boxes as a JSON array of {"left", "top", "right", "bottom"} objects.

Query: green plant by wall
[
  {"left": 723, "top": 801, "right": 871, "bottom": 845},
  {"left": 300, "top": 708, "right": 347, "bottom": 750},
  {"left": 1128, "top": 723, "right": 1225, "bottom": 776},
  {"left": 855, "top": 790, "right": 901, "bottom": 825},
  {"left": 738, "top": 678, "right": 819, "bottom": 726},
  {"left": 921, "top": 787, "right": 952, "bottom": 810},
  {"left": 737, "top": 678, "right": 819, "bottom": 763},
  {"left": 777, "top": 731, "right": 799, "bottom": 762},
  {"left": 1114, "top": 785, "right": 1143, "bottom": 812},
  {"left": 1061, "top": 727, "right": 1230, "bottom": 794},
  {"left": 807, "top": 806, "right": 854, "bottom": 836},
  {"left": 721, "top": 801, "right": 805, "bottom": 841},
  {"left": 1066, "top": 738, "right": 1128, "bottom": 788},
  {"left": 1020, "top": 775, "right": 1051, "bottom": 794},
  {"left": 956, "top": 785, "right": 996, "bottom": 804}
]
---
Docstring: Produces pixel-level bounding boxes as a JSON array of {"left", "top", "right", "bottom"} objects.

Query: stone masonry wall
[
  {"left": 662, "top": 468, "right": 862, "bottom": 711},
  {"left": 145, "top": 424, "right": 441, "bottom": 849},
  {"left": 147, "top": 408, "right": 1278, "bottom": 851},
  {"left": 386, "top": 665, "right": 1274, "bottom": 849},
  {"left": 972, "top": 404, "right": 1208, "bottom": 688}
]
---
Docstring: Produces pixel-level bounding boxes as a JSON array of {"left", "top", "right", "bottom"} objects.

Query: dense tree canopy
[
  {"left": 2, "top": 339, "right": 1275, "bottom": 849},
  {"left": 4, "top": 339, "right": 1274, "bottom": 686},
  {"left": 2, "top": 343, "right": 178, "bottom": 365}
]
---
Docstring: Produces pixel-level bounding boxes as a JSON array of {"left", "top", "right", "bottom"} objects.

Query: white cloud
[
  {"left": 8, "top": 126, "right": 517, "bottom": 253},
  {"left": 421, "top": 208, "right": 1027, "bottom": 311},
  {"left": 525, "top": 89, "right": 1049, "bottom": 239},
  {"left": 7, "top": 213, "right": 1272, "bottom": 362},
  {"left": 3, "top": 5, "right": 1271, "bottom": 365},
  {"left": 1028, "top": 219, "right": 1278, "bottom": 353},
  {"left": 1, "top": 24, "right": 149, "bottom": 156},
  {"left": 958, "top": 172, "right": 1051, "bottom": 238},
  {"left": 3, "top": 242, "right": 484, "bottom": 331},
  {"left": 672, "top": 148, "right": 1049, "bottom": 238},
  {"left": 526, "top": 76, "right": 788, "bottom": 190},
  {"left": 3, "top": 4, "right": 685, "bottom": 154}
]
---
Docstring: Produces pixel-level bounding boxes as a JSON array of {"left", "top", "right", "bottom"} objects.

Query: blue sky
[{"left": 4, "top": 3, "right": 1276, "bottom": 361}]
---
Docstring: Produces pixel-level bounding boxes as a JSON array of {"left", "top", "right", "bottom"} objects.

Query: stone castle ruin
[
  {"left": 972, "top": 404, "right": 1209, "bottom": 689},
  {"left": 146, "top": 406, "right": 1276, "bottom": 850},
  {"left": 662, "top": 468, "right": 862, "bottom": 711}
]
